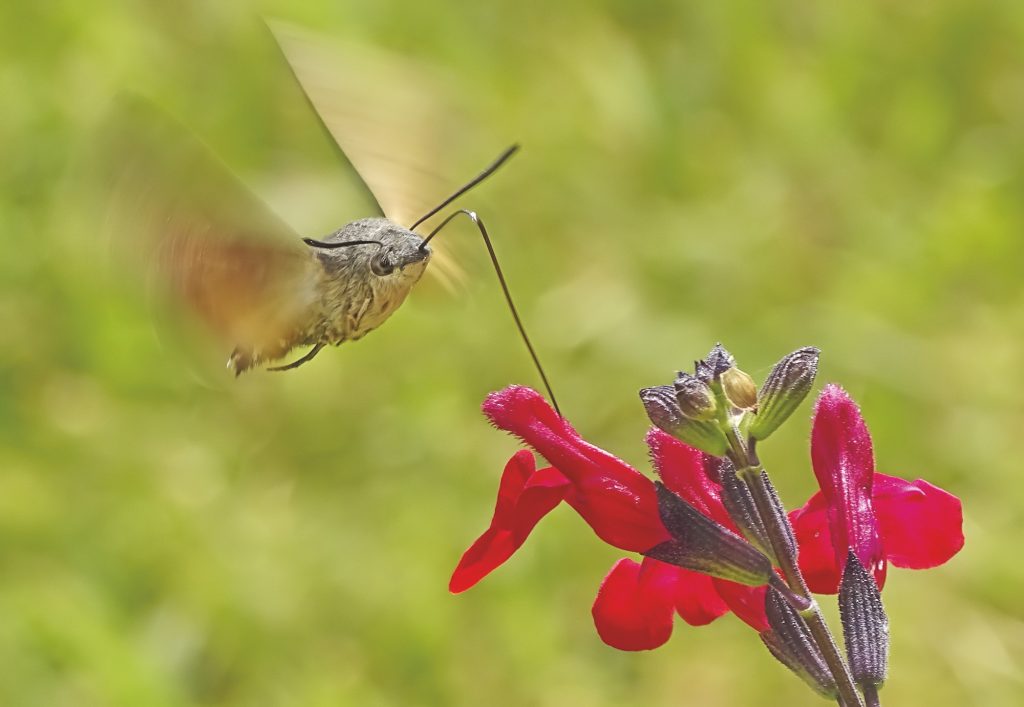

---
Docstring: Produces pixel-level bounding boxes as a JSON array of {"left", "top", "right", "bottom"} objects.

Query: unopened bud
[
  {"left": 640, "top": 386, "right": 729, "bottom": 457},
  {"left": 640, "top": 385, "right": 684, "bottom": 431},
  {"left": 749, "top": 347, "right": 820, "bottom": 441},
  {"left": 674, "top": 372, "right": 717, "bottom": 421},
  {"left": 695, "top": 343, "right": 735, "bottom": 383},
  {"left": 839, "top": 551, "right": 889, "bottom": 691},
  {"left": 722, "top": 367, "right": 758, "bottom": 411}
]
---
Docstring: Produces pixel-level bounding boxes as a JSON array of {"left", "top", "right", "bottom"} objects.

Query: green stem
[{"left": 725, "top": 425, "right": 864, "bottom": 707}]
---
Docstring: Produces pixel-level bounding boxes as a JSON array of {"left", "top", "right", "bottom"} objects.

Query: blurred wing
[
  {"left": 101, "top": 98, "right": 313, "bottom": 355},
  {"left": 268, "top": 20, "right": 464, "bottom": 285}
]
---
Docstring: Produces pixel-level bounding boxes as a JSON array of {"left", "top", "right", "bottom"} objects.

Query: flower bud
[
  {"left": 640, "top": 385, "right": 683, "bottom": 430},
  {"left": 749, "top": 347, "right": 820, "bottom": 441},
  {"left": 673, "top": 372, "right": 717, "bottom": 421},
  {"left": 721, "top": 367, "right": 758, "bottom": 411},
  {"left": 640, "top": 386, "right": 729, "bottom": 457},
  {"left": 839, "top": 551, "right": 889, "bottom": 691},
  {"left": 695, "top": 343, "right": 735, "bottom": 383}
]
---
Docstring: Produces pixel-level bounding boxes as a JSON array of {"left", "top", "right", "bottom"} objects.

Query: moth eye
[{"left": 371, "top": 253, "right": 395, "bottom": 276}]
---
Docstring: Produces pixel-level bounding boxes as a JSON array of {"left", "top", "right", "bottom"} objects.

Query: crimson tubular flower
[{"left": 451, "top": 384, "right": 963, "bottom": 652}]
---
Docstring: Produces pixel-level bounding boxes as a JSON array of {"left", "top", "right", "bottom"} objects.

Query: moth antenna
[
  {"left": 420, "top": 209, "right": 561, "bottom": 416},
  {"left": 303, "top": 238, "right": 383, "bottom": 250},
  {"left": 409, "top": 145, "right": 519, "bottom": 231}
]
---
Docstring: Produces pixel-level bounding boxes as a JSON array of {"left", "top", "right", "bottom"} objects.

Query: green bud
[
  {"left": 721, "top": 367, "right": 758, "bottom": 411},
  {"left": 640, "top": 386, "right": 730, "bottom": 457},
  {"left": 749, "top": 347, "right": 820, "bottom": 441},
  {"left": 673, "top": 372, "right": 717, "bottom": 421}
]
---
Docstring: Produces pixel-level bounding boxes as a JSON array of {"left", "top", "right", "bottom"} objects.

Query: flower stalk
[
  {"left": 724, "top": 426, "right": 865, "bottom": 707},
  {"left": 699, "top": 346, "right": 865, "bottom": 707}
]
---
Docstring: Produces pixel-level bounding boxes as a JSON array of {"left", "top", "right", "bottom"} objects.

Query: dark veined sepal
[
  {"left": 749, "top": 347, "right": 820, "bottom": 441},
  {"left": 760, "top": 588, "right": 838, "bottom": 699},
  {"left": 839, "top": 551, "right": 889, "bottom": 691},
  {"left": 758, "top": 469, "right": 799, "bottom": 570},
  {"left": 716, "top": 459, "right": 799, "bottom": 571},
  {"left": 640, "top": 386, "right": 729, "bottom": 457},
  {"left": 717, "top": 460, "right": 773, "bottom": 559},
  {"left": 644, "top": 482, "right": 774, "bottom": 586}
]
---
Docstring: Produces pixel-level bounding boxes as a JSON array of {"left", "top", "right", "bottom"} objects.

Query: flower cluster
[{"left": 451, "top": 345, "right": 963, "bottom": 703}]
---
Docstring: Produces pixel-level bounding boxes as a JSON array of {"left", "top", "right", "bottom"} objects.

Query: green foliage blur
[{"left": 2, "top": 0, "right": 1021, "bottom": 704}]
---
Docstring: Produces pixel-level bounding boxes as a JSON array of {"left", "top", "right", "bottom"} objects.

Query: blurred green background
[{"left": 2, "top": 0, "right": 1021, "bottom": 705}]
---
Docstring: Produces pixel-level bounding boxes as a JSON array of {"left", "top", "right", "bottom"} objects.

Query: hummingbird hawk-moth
[{"left": 103, "top": 21, "right": 559, "bottom": 411}]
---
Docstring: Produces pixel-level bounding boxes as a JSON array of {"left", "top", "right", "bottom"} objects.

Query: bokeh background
[{"left": 2, "top": 1, "right": 1022, "bottom": 705}]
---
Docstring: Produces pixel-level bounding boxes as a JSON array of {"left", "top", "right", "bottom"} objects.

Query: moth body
[{"left": 227, "top": 217, "right": 431, "bottom": 374}]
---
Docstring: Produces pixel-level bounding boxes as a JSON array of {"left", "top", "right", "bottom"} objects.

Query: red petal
[
  {"left": 790, "top": 471, "right": 964, "bottom": 593},
  {"left": 490, "top": 449, "right": 538, "bottom": 527},
  {"left": 712, "top": 579, "right": 769, "bottom": 632},
  {"left": 810, "top": 385, "right": 885, "bottom": 582},
  {"left": 483, "top": 386, "right": 669, "bottom": 552},
  {"left": 645, "top": 428, "right": 733, "bottom": 528},
  {"left": 873, "top": 473, "right": 964, "bottom": 569},
  {"left": 789, "top": 493, "right": 843, "bottom": 593},
  {"left": 670, "top": 565, "right": 730, "bottom": 626},
  {"left": 450, "top": 451, "right": 570, "bottom": 593},
  {"left": 592, "top": 558, "right": 678, "bottom": 650}
]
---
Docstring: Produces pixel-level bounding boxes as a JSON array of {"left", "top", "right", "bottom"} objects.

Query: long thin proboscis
[{"left": 420, "top": 209, "right": 561, "bottom": 416}]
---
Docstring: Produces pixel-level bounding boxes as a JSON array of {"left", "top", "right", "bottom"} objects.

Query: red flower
[
  {"left": 451, "top": 385, "right": 963, "bottom": 651},
  {"left": 473, "top": 385, "right": 669, "bottom": 553},
  {"left": 789, "top": 384, "right": 965, "bottom": 593}
]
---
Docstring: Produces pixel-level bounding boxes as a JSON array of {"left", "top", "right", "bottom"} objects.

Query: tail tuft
[{"left": 228, "top": 347, "right": 255, "bottom": 376}]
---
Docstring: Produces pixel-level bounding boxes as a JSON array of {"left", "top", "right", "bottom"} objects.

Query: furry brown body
[{"left": 225, "top": 218, "right": 431, "bottom": 374}]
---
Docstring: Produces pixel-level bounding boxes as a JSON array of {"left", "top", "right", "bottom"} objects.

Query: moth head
[
  {"left": 306, "top": 217, "right": 431, "bottom": 285},
  {"left": 370, "top": 222, "right": 431, "bottom": 279}
]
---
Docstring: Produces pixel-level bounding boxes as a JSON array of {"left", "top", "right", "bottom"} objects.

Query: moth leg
[{"left": 267, "top": 343, "right": 325, "bottom": 372}]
